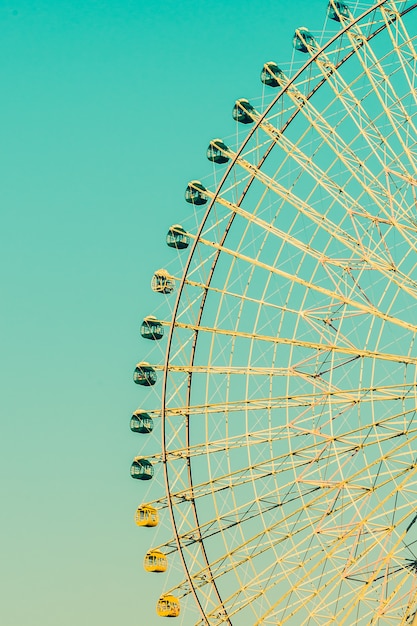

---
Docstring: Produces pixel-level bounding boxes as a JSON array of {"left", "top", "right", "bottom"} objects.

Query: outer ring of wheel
[{"left": 160, "top": 2, "right": 417, "bottom": 622}]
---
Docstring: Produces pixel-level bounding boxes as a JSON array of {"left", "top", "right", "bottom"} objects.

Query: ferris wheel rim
[{"left": 154, "top": 2, "right": 417, "bottom": 623}]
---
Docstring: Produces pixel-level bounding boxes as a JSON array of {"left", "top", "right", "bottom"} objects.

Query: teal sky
[{"left": 0, "top": 1, "right": 341, "bottom": 624}]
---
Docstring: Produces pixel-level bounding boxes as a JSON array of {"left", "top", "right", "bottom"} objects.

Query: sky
[{"left": 0, "top": 1, "right": 353, "bottom": 625}]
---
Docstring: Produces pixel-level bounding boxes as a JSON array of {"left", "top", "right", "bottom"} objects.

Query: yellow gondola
[
  {"left": 135, "top": 504, "right": 158, "bottom": 527},
  {"left": 144, "top": 549, "right": 167, "bottom": 573},
  {"left": 156, "top": 595, "right": 180, "bottom": 618}
]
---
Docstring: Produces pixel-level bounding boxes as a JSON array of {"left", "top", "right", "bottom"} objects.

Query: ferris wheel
[{"left": 131, "top": 1, "right": 417, "bottom": 623}]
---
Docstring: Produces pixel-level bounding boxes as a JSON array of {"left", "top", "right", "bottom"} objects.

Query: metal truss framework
[{"left": 135, "top": 2, "right": 417, "bottom": 624}]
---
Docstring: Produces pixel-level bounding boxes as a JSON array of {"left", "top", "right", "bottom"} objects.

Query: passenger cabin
[
  {"left": 327, "top": 1, "right": 350, "bottom": 21},
  {"left": 144, "top": 550, "right": 168, "bottom": 573},
  {"left": 135, "top": 504, "right": 159, "bottom": 527},
  {"left": 140, "top": 316, "right": 164, "bottom": 340},
  {"left": 157, "top": 595, "right": 180, "bottom": 618},
  {"left": 131, "top": 458, "right": 154, "bottom": 480},
  {"left": 293, "top": 27, "right": 317, "bottom": 53},
  {"left": 130, "top": 410, "right": 154, "bottom": 434},
  {"left": 166, "top": 225, "right": 190, "bottom": 250},
  {"left": 260, "top": 62, "right": 284, "bottom": 88},
  {"left": 185, "top": 180, "right": 208, "bottom": 205},
  {"left": 133, "top": 362, "right": 157, "bottom": 386},
  {"left": 232, "top": 99, "right": 255, "bottom": 124},
  {"left": 207, "top": 139, "right": 230, "bottom": 164},
  {"left": 151, "top": 269, "right": 174, "bottom": 294}
]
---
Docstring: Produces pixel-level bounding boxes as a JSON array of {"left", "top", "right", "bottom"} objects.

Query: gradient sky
[{"left": 1, "top": 1, "right": 347, "bottom": 624}]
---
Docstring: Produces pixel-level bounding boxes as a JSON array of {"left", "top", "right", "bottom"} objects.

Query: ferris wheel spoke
[
  {"left": 198, "top": 174, "right": 404, "bottom": 276},
  {"left": 245, "top": 101, "right": 417, "bottom": 261},
  {"left": 141, "top": 394, "right": 417, "bottom": 511},
  {"left": 214, "top": 465, "right": 417, "bottom": 623},
  {"left": 157, "top": 359, "right": 414, "bottom": 382},
  {"left": 383, "top": 3, "right": 417, "bottom": 102},
  {"left": 173, "top": 449, "right": 417, "bottom": 572},
  {"left": 160, "top": 428, "right": 417, "bottom": 612},
  {"left": 291, "top": 75, "right": 409, "bottom": 203},
  {"left": 143, "top": 428, "right": 417, "bottom": 618},
  {"left": 232, "top": 148, "right": 417, "bottom": 277},
  {"left": 149, "top": 422, "right": 417, "bottom": 507},
  {"left": 340, "top": 10, "right": 417, "bottom": 173},
  {"left": 289, "top": 18, "right": 417, "bottom": 240},
  {"left": 166, "top": 319, "right": 417, "bottom": 367},
  {"left": 175, "top": 241, "right": 417, "bottom": 346},
  {"left": 262, "top": 49, "right": 417, "bottom": 246},
  {"left": 162, "top": 492, "right": 377, "bottom": 617},
  {"left": 297, "top": 3, "right": 417, "bottom": 176},
  {"left": 201, "top": 524, "right": 403, "bottom": 623},
  {"left": 148, "top": 423, "right": 412, "bottom": 469},
  {"left": 161, "top": 381, "right": 417, "bottom": 419},
  {"left": 184, "top": 184, "right": 417, "bottom": 320},
  {"left": 186, "top": 158, "right": 417, "bottom": 322}
]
